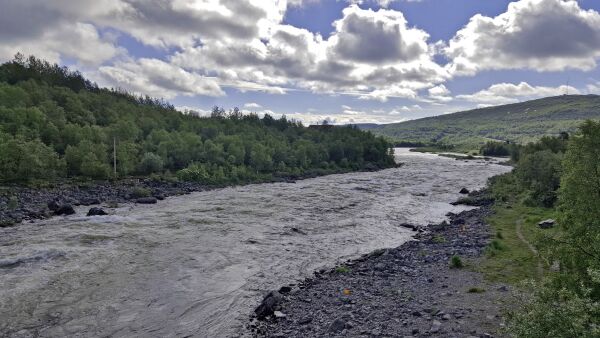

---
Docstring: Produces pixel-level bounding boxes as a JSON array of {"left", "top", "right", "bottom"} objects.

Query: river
[{"left": 0, "top": 149, "right": 511, "bottom": 337}]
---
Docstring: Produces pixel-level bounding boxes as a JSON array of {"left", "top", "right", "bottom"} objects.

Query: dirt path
[{"left": 515, "top": 218, "right": 544, "bottom": 277}]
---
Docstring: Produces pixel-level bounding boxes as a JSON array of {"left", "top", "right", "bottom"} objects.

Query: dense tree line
[
  {"left": 0, "top": 56, "right": 395, "bottom": 184},
  {"left": 488, "top": 121, "right": 600, "bottom": 336}
]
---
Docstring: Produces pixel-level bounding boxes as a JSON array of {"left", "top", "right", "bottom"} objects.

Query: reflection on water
[{"left": 0, "top": 149, "right": 510, "bottom": 337}]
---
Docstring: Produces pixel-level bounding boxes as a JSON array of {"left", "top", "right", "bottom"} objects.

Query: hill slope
[
  {"left": 0, "top": 56, "right": 394, "bottom": 184},
  {"left": 371, "top": 95, "right": 600, "bottom": 147}
]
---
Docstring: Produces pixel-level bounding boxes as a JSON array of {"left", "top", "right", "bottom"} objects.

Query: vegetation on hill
[
  {"left": 479, "top": 121, "right": 600, "bottom": 337},
  {"left": 0, "top": 55, "right": 395, "bottom": 184},
  {"left": 369, "top": 95, "right": 600, "bottom": 151}
]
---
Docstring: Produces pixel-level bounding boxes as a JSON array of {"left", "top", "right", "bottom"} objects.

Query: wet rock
[
  {"left": 328, "top": 318, "right": 347, "bottom": 333},
  {"left": 136, "top": 197, "right": 158, "bottom": 204},
  {"left": 278, "top": 286, "right": 292, "bottom": 294},
  {"left": 47, "top": 200, "right": 61, "bottom": 211},
  {"left": 297, "top": 317, "right": 312, "bottom": 325},
  {"left": 53, "top": 204, "right": 75, "bottom": 216},
  {"left": 87, "top": 207, "right": 107, "bottom": 216},
  {"left": 255, "top": 291, "right": 283, "bottom": 320},
  {"left": 459, "top": 188, "right": 470, "bottom": 194}
]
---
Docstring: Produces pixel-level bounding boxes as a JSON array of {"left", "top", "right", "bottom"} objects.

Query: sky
[{"left": 2, "top": 0, "right": 600, "bottom": 125}]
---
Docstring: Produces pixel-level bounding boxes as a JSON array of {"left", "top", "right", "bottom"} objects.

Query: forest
[
  {"left": 0, "top": 55, "right": 395, "bottom": 185},
  {"left": 483, "top": 121, "right": 600, "bottom": 336}
]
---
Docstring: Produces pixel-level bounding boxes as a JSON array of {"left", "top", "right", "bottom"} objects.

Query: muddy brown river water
[{"left": 0, "top": 149, "right": 511, "bottom": 337}]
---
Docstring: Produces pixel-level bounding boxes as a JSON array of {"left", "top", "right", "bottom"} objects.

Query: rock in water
[
  {"left": 87, "top": 207, "right": 107, "bottom": 216},
  {"left": 538, "top": 219, "right": 556, "bottom": 229},
  {"left": 255, "top": 291, "right": 283, "bottom": 319},
  {"left": 136, "top": 197, "right": 158, "bottom": 204},
  {"left": 459, "top": 188, "right": 470, "bottom": 194},
  {"left": 47, "top": 200, "right": 61, "bottom": 211},
  {"left": 54, "top": 204, "right": 75, "bottom": 216}
]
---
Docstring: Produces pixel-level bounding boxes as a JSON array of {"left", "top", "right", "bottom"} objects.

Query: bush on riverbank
[
  {"left": 483, "top": 121, "right": 600, "bottom": 336},
  {"left": 0, "top": 55, "right": 396, "bottom": 185}
]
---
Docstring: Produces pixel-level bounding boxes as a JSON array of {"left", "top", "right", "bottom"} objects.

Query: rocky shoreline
[
  {"left": 0, "top": 166, "right": 401, "bottom": 228},
  {"left": 0, "top": 176, "right": 297, "bottom": 227},
  {"left": 249, "top": 192, "right": 513, "bottom": 337}
]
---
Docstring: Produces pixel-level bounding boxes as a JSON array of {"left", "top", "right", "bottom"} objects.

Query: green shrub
[
  {"left": 138, "top": 152, "right": 163, "bottom": 174},
  {"left": 130, "top": 187, "right": 151, "bottom": 198},
  {"left": 433, "top": 235, "right": 447, "bottom": 243},
  {"left": 450, "top": 255, "right": 464, "bottom": 269},
  {"left": 335, "top": 266, "right": 350, "bottom": 273}
]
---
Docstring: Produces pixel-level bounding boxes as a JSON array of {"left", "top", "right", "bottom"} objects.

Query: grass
[
  {"left": 478, "top": 201, "right": 558, "bottom": 284},
  {"left": 433, "top": 234, "right": 447, "bottom": 243},
  {"left": 335, "top": 266, "right": 351, "bottom": 274},
  {"left": 450, "top": 255, "right": 464, "bottom": 269}
]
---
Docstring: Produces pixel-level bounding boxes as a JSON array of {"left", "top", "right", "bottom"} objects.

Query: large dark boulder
[
  {"left": 54, "top": 204, "right": 75, "bottom": 216},
  {"left": 255, "top": 291, "right": 283, "bottom": 320},
  {"left": 459, "top": 188, "right": 470, "bottom": 194},
  {"left": 136, "top": 197, "right": 158, "bottom": 204},
  {"left": 87, "top": 207, "right": 107, "bottom": 216},
  {"left": 47, "top": 200, "right": 61, "bottom": 211}
]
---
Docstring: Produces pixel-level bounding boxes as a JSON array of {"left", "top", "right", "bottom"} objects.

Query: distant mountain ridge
[{"left": 364, "top": 95, "right": 600, "bottom": 147}]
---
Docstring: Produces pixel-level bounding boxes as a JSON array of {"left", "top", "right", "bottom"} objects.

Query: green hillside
[
  {"left": 0, "top": 56, "right": 394, "bottom": 184},
  {"left": 370, "top": 95, "right": 600, "bottom": 149}
]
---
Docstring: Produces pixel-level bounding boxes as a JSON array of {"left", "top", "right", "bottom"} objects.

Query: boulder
[
  {"left": 136, "top": 197, "right": 158, "bottom": 204},
  {"left": 255, "top": 291, "right": 283, "bottom": 319},
  {"left": 538, "top": 219, "right": 556, "bottom": 229},
  {"left": 459, "top": 188, "right": 470, "bottom": 194},
  {"left": 54, "top": 204, "right": 75, "bottom": 216},
  {"left": 87, "top": 207, "right": 107, "bottom": 216},
  {"left": 328, "top": 318, "right": 347, "bottom": 333},
  {"left": 47, "top": 200, "right": 61, "bottom": 211}
]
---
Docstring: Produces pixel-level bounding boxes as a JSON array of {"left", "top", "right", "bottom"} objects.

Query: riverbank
[
  {"left": 0, "top": 166, "right": 400, "bottom": 227},
  {"left": 250, "top": 191, "right": 514, "bottom": 337}
]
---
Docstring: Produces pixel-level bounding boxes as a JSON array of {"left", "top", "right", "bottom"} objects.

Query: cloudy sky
[{"left": 2, "top": 0, "right": 600, "bottom": 124}]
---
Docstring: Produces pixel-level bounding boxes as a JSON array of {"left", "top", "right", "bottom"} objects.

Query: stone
[
  {"left": 54, "top": 204, "right": 75, "bottom": 216},
  {"left": 255, "top": 291, "right": 283, "bottom": 320},
  {"left": 328, "top": 318, "right": 346, "bottom": 333},
  {"left": 430, "top": 319, "right": 442, "bottom": 333},
  {"left": 278, "top": 286, "right": 292, "bottom": 294},
  {"left": 538, "top": 219, "right": 556, "bottom": 229},
  {"left": 136, "top": 197, "right": 158, "bottom": 204},
  {"left": 47, "top": 200, "right": 61, "bottom": 211},
  {"left": 298, "top": 317, "right": 312, "bottom": 325},
  {"left": 86, "top": 207, "right": 107, "bottom": 216},
  {"left": 459, "top": 188, "right": 470, "bottom": 194},
  {"left": 273, "top": 311, "right": 286, "bottom": 318}
]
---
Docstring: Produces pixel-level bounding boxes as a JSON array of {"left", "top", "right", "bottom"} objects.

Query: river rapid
[{"left": 0, "top": 149, "right": 511, "bottom": 337}]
